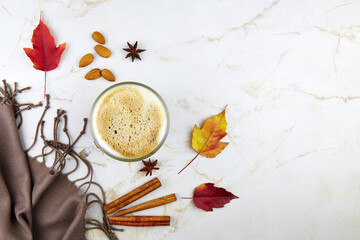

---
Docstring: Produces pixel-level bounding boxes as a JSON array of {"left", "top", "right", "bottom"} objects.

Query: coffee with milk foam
[{"left": 92, "top": 84, "right": 168, "bottom": 159}]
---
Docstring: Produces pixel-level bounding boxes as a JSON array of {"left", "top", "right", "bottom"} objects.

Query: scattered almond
[
  {"left": 92, "top": 31, "right": 105, "bottom": 44},
  {"left": 85, "top": 68, "right": 101, "bottom": 80},
  {"left": 95, "top": 45, "right": 111, "bottom": 58},
  {"left": 101, "top": 69, "right": 115, "bottom": 82},
  {"left": 79, "top": 53, "right": 94, "bottom": 67}
]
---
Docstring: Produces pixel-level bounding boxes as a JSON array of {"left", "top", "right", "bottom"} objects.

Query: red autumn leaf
[
  {"left": 24, "top": 16, "right": 66, "bottom": 97},
  {"left": 184, "top": 183, "right": 238, "bottom": 211}
]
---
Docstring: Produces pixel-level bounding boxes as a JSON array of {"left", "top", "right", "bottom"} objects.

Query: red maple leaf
[
  {"left": 24, "top": 16, "right": 66, "bottom": 97},
  {"left": 183, "top": 183, "right": 238, "bottom": 211}
]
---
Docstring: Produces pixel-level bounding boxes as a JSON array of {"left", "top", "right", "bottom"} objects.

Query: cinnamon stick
[
  {"left": 117, "top": 193, "right": 177, "bottom": 216},
  {"left": 104, "top": 177, "right": 161, "bottom": 215},
  {"left": 109, "top": 221, "right": 170, "bottom": 226},
  {"left": 109, "top": 216, "right": 170, "bottom": 226},
  {"left": 110, "top": 216, "right": 170, "bottom": 222}
]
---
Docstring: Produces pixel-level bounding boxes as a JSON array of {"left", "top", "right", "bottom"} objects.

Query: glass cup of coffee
[{"left": 80, "top": 82, "right": 170, "bottom": 162}]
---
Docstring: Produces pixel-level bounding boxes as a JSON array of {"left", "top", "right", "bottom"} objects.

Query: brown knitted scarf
[{"left": 0, "top": 80, "right": 122, "bottom": 240}]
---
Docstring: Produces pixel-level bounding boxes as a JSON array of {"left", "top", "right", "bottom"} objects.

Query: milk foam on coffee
[{"left": 91, "top": 84, "right": 168, "bottom": 159}]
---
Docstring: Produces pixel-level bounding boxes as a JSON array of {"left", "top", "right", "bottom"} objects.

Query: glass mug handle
[{"left": 80, "top": 143, "right": 99, "bottom": 159}]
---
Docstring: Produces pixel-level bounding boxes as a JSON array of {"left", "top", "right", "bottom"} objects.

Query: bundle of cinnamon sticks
[{"left": 103, "top": 177, "right": 176, "bottom": 227}]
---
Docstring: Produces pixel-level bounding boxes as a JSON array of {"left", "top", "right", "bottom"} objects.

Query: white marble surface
[{"left": 2, "top": 0, "right": 360, "bottom": 239}]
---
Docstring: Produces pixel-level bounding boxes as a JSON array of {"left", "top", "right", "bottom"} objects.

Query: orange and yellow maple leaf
[{"left": 178, "top": 108, "right": 229, "bottom": 174}]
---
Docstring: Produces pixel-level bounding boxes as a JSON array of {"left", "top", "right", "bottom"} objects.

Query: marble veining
[{"left": 2, "top": 0, "right": 360, "bottom": 239}]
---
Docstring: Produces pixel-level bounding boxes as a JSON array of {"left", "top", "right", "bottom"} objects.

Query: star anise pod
[
  {"left": 123, "top": 41, "right": 146, "bottom": 62},
  {"left": 140, "top": 159, "right": 159, "bottom": 176}
]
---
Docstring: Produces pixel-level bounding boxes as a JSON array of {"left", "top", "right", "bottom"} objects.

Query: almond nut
[
  {"left": 95, "top": 45, "right": 111, "bottom": 58},
  {"left": 101, "top": 69, "right": 115, "bottom": 82},
  {"left": 79, "top": 53, "right": 94, "bottom": 67},
  {"left": 92, "top": 31, "right": 105, "bottom": 44},
  {"left": 85, "top": 68, "right": 101, "bottom": 80}
]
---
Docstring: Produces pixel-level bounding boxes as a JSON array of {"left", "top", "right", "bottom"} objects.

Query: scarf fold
[{"left": 0, "top": 80, "right": 121, "bottom": 240}]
